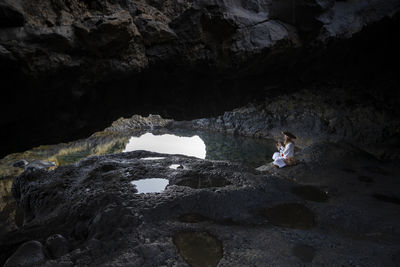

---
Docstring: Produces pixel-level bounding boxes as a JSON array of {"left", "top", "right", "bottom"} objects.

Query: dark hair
[{"left": 284, "top": 136, "right": 294, "bottom": 146}]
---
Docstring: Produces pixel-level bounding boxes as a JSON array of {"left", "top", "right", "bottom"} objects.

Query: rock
[
  {"left": 0, "top": 44, "right": 12, "bottom": 60},
  {"left": 134, "top": 14, "right": 177, "bottom": 46},
  {"left": 293, "top": 244, "right": 315, "bottom": 263},
  {"left": 174, "top": 174, "right": 232, "bottom": 189},
  {"left": 45, "top": 234, "right": 69, "bottom": 259},
  {"left": 25, "top": 160, "right": 56, "bottom": 170},
  {"left": 179, "top": 213, "right": 209, "bottom": 223},
  {"left": 73, "top": 10, "right": 141, "bottom": 57},
  {"left": 192, "top": 88, "right": 400, "bottom": 159},
  {"left": 255, "top": 164, "right": 271, "bottom": 172},
  {"left": 27, "top": 26, "right": 75, "bottom": 52},
  {"left": 0, "top": 0, "right": 399, "bottom": 158},
  {"left": 0, "top": 0, "right": 25, "bottom": 28},
  {"left": 1, "top": 146, "right": 399, "bottom": 266},
  {"left": 4, "top": 240, "right": 46, "bottom": 267},
  {"left": 12, "top": 160, "right": 28, "bottom": 168},
  {"left": 291, "top": 185, "right": 329, "bottom": 202},
  {"left": 103, "top": 114, "right": 173, "bottom": 133}
]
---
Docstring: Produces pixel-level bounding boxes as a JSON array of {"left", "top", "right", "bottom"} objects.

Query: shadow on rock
[
  {"left": 291, "top": 185, "right": 329, "bottom": 202},
  {"left": 260, "top": 203, "right": 316, "bottom": 229}
]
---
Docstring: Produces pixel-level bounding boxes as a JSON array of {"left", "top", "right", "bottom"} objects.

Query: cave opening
[{"left": 1, "top": 0, "right": 400, "bottom": 266}]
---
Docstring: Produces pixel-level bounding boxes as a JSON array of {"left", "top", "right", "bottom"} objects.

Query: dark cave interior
[{"left": 0, "top": 14, "right": 399, "bottom": 157}]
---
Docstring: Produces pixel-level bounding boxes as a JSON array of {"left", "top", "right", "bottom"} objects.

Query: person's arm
[
  {"left": 282, "top": 143, "right": 294, "bottom": 158},
  {"left": 276, "top": 142, "right": 284, "bottom": 152}
]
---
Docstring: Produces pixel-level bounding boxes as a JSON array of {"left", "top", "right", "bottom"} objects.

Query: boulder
[
  {"left": 45, "top": 234, "right": 69, "bottom": 259},
  {"left": 134, "top": 14, "right": 177, "bottom": 46},
  {"left": 4, "top": 240, "right": 46, "bottom": 267},
  {"left": 0, "top": 0, "right": 25, "bottom": 28}
]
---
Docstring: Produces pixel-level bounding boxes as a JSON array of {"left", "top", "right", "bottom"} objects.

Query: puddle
[
  {"left": 170, "top": 164, "right": 184, "bottom": 170},
  {"left": 124, "top": 130, "right": 276, "bottom": 168},
  {"left": 293, "top": 244, "right": 315, "bottom": 263},
  {"left": 179, "top": 214, "right": 209, "bottom": 223},
  {"left": 130, "top": 178, "right": 169, "bottom": 194},
  {"left": 373, "top": 194, "right": 400, "bottom": 205},
  {"left": 260, "top": 203, "right": 316, "bottom": 229},
  {"left": 358, "top": 176, "right": 374, "bottom": 183},
  {"left": 140, "top": 157, "right": 166, "bottom": 161},
  {"left": 175, "top": 175, "right": 232, "bottom": 189},
  {"left": 291, "top": 186, "right": 329, "bottom": 202},
  {"left": 173, "top": 231, "right": 223, "bottom": 267},
  {"left": 124, "top": 133, "right": 206, "bottom": 158}
]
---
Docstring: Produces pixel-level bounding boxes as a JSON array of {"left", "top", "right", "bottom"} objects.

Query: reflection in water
[
  {"left": 141, "top": 157, "right": 166, "bottom": 161},
  {"left": 195, "top": 131, "right": 275, "bottom": 168},
  {"left": 130, "top": 178, "right": 169, "bottom": 194},
  {"left": 123, "top": 131, "right": 276, "bottom": 168},
  {"left": 123, "top": 133, "right": 206, "bottom": 159},
  {"left": 173, "top": 231, "right": 223, "bottom": 267},
  {"left": 170, "top": 164, "right": 183, "bottom": 170}
]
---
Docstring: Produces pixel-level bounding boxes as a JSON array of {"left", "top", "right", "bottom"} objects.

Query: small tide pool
[
  {"left": 130, "top": 178, "right": 169, "bottom": 194},
  {"left": 124, "top": 133, "right": 206, "bottom": 159},
  {"left": 123, "top": 130, "right": 276, "bottom": 168}
]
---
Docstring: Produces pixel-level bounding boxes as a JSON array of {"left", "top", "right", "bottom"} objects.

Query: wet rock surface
[{"left": 1, "top": 142, "right": 399, "bottom": 266}]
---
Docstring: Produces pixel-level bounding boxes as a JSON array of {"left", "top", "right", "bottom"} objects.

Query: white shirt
[{"left": 278, "top": 142, "right": 295, "bottom": 159}]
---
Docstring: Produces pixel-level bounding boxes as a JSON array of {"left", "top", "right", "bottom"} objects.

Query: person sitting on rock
[{"left": 272, "top": 131, "right": 296, "bottom": 168}]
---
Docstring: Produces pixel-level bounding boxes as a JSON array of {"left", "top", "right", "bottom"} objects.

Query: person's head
[
  {"left": 282, "top": 131, "right": 296, "bottom": 145},
  {"left": 283, "top": 135, "right": 292, "bottom": 145}
]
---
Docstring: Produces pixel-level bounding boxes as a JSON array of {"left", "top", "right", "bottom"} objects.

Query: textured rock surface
[
  {"left": 45, "top": 234, "right": 69, "bottom": 259},
  {"left": 0, "top": 0, "right": 399, "bottom": 156},
  {"left": 3, "top": 240, "right": 46, "bottom": 267},
  {"left": 191, "top": 87, "right": 400, "bottom": 159},
  {"left": 1, "top": 144, "right": 399, "bottom": 266}
]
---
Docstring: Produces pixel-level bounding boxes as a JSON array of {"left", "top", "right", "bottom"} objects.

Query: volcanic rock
[
  {"left": 0, "top": 0, "right": 399, "bottom": 156},
  {"left": 3, "top": 240, "right": 46, "bottom": 267},
  {"left": 0, "top": 144, "right": 399, "bottom": 265}
]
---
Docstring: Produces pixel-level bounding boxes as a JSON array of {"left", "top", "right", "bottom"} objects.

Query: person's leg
[
  {"left": 272, "top": 152, "right": 280, "bottom": 160},
  {"left": 273, "top": 158, "right": 286, "bottom": 168}
]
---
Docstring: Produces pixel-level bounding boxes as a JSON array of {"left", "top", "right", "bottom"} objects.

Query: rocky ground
[
  {"left": 0, "top": 88, "right": 399, "bottom": 265},
  {"left": 1, "top": 0, "right": 399, "bottom": 265},
  {"left": 1, "top": 137, "right": 399, "bottom": 266}
]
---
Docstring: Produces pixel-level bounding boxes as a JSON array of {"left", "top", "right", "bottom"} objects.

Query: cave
[{"left": 0, "top": 0, "right": 399, "bottom": 266}]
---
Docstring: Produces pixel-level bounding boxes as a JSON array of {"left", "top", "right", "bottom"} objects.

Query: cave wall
[{"left": 0, "top": 0, "right": 399, "bottom": 157}]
